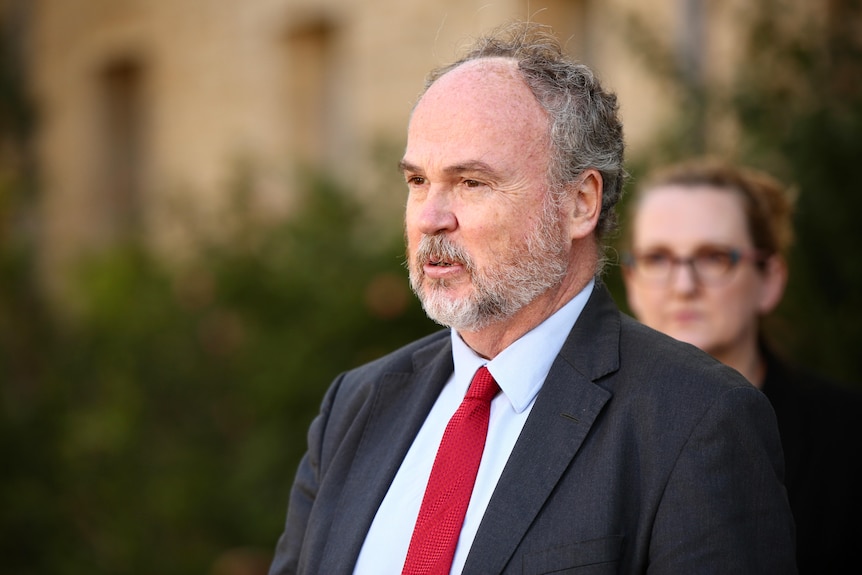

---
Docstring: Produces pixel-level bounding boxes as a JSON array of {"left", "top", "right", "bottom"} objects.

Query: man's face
[
  {"left": 623, "top": 186, "right": 778, "bottom": 360},
  {"left": 402, "top": 58, "right": 569, "bottom": 332}
]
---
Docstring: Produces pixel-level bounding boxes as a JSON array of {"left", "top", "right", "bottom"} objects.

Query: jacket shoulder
[
  {"left": 608, "top": 313, "right": 762, "bottom": 428},
  {"left": 344, "top": 328, "right": 450, "bottom": 380}
]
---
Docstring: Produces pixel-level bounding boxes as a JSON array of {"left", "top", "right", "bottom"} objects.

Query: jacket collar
[
  {"left": 320, "top": 283, "right": 622, "bottom": 573},
  {"left": 462, "top": 282, "right": 621, "bottom": 574}
]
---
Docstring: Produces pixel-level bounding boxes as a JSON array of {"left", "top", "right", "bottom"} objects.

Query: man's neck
[{"left": 460, "top": 273, "right": 595, "bottom": 359}]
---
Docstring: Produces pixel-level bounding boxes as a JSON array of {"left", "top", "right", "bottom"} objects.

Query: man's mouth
[{"left": 429, "top": 260, "right": 455, "bottom": 267}]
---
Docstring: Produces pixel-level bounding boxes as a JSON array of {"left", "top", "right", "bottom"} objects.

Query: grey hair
[{"left": 422, "top": 21, "right": 627, "bottom": 266}]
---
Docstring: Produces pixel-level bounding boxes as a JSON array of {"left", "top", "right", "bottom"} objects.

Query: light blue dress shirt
[{"left": 354, "top": 279, "right": 594, "bottom": 575}]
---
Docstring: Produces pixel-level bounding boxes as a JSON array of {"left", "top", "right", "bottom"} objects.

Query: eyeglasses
[{"left": 623, "top": 246, "right": 767, "bottom": 286}]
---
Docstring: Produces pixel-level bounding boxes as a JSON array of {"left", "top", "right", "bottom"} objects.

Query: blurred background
[{"left": 1, "top": 0, "right": 860, "bottom": 573}]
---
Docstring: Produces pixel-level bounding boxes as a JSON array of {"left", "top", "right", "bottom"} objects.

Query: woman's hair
[{"left": 625, "top": 158, "right": 796, "bottom": 257}]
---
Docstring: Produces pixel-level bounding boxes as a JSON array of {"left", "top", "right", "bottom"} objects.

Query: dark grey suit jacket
[{"left": 269, "top": 284, "right": 796, "bottom": 574}]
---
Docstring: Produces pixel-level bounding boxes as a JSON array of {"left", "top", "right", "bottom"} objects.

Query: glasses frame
[{"left": 622, "top": 246, "right": 769, "bottom": 286}]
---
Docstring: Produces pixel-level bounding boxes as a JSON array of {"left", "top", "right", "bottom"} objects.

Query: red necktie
[{"left": 402, "top": 366, "right": 500, "bottom": 575}]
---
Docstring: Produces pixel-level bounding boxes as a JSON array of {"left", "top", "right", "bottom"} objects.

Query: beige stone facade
[{"left": 11, "top": 0, "right": 824, "bottom": 288}]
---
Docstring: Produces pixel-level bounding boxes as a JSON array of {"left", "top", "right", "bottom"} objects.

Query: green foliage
[
  {"left": 0, "top": 175, "right": 437, "bottom": 574},
  {"left": 728, "top": 1, "right": 862, "bottom": 383}
]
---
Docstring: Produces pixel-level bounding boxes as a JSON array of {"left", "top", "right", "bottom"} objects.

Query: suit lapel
[
  {"left": 463, "top": 284, "right": 622, "bottom": 574},
  {"left": 318, "top": 336, "right": 454, "bottom": 573}
]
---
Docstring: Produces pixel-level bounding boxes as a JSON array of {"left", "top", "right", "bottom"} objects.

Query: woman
[{"left": 621, "top": 158, "right": 862, "bottom": 574}]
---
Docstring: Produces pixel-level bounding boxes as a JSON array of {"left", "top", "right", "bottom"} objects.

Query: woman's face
[{"left": 623, "top": 185, "right": 785, "bottom": 362}]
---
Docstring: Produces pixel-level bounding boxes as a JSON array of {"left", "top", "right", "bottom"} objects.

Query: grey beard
[{"left": 408, "top": 200, "right": 569, "bottom": 331}]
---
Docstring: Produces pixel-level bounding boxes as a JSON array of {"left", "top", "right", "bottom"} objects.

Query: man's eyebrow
[
  {"left": 397, "top": 159, "right": 498, "bottom": 176},
  {"left": 444, "top": 161, "right": 497, "bottom": 176},
  {"left": 398, "top": 159, "right": 419, "bottom": 174}
]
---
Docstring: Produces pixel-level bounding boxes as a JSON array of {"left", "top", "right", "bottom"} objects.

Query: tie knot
[{"left": 466, "top": 366, "right": 499, "bottom": 402}]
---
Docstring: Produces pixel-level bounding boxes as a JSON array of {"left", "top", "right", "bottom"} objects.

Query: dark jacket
[
  {"left": 762, "top": 346, "right": 862, "bottom": 573},
  {"left": 270, "top": 285, "right": 797, "bottom": 574}
]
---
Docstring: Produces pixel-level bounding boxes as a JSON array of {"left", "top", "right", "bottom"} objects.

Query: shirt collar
[{"left": 450, "top": 279, "right": 595, "bottom": 413}]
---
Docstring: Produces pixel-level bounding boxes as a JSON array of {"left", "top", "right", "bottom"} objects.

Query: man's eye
[
  {"left": 463, "top": 179, "right": 483, "bottom": 188},
  {"left": 406, "top": 176, "right": 425, "bottom": 186}
]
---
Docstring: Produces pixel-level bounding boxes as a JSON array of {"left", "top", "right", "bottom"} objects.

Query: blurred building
[{"left": 0, "top": 0, "right": 834, "bottom": 296}]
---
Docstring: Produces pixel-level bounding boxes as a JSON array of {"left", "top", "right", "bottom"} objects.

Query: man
[
  {"left": 269, "top": 23, "right": 796, "bottom": 574},
  {"left": 621, "top": 158, "right": 861, "bottom": 573}
]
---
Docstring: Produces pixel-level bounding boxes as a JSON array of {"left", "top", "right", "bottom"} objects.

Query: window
[
  {"left": 99, "top": 58, "right": 146, "bottom": 237},
  {"left": 285, "top": 19, "right": 337, "bottom": 168}
]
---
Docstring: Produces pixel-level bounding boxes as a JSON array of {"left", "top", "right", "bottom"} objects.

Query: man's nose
[{"left": 415, "top": 187, "right": 457, "bottom": 235}]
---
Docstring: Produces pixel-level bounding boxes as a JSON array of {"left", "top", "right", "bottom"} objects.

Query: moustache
[{"left": 415, "top": 235, "right": 474, "bottom": 272}]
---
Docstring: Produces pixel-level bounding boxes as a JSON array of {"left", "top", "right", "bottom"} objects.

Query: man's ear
[{"left": 568, "top": 169, "right": 602, "bottom": 240}]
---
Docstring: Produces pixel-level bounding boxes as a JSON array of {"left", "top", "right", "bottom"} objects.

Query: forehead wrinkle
[
  {"left": 444, "top": 160, "right": 496, "bottom": 175},
  {"left": 400, "top": 156, "right": 507, "bottom": 183},
  {"left": 399, "top": 159, "right": 495, "bottom": 174}
]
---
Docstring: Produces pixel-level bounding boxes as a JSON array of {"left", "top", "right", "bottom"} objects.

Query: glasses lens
[
  {"left": 629, "top": 247, "right": 747, "bottom": 285},
  {"left": 635, "top": 251, "right": 673, "bottom": 282},
  {"left": 692, "top": 248, "right": 740, "bottom": 282}
]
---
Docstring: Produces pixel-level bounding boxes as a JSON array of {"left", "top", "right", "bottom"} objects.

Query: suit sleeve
[
  {"left": 268, "top": 377, "right": 339, "bottom": 575},
  {"left": 648, "top": 385, "right": 797, "bottom": 574}
]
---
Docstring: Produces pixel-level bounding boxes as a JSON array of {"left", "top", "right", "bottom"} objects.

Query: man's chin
[
  {"left": 419, "top": 289, "right": 461, "bottom": 313},
  {"left": 419, "top": 292, "right": 471, "bottom": 324},
  {"left": 419, "top": 277, "right": 468, "bottom": 298}
]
